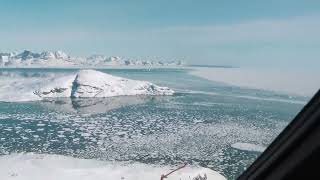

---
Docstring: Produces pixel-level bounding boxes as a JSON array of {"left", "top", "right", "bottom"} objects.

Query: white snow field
[
  {"left": 0, "top": 153, "right": 226, "bottom": 180},
  {"left": 0, "top": 70, "right": 174, "bottom": 102},
  {"left": 190, "top": 67, "right": 319, "bottom": 97}
]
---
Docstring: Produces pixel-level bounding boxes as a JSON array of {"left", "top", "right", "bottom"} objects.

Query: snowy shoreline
[{"left": 0, "top": 153, "right": 226, "bottom": 180}]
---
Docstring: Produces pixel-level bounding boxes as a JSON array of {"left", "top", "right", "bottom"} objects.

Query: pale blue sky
[{"left": 0, "top": 0, "right": 319, "bottom": 67}]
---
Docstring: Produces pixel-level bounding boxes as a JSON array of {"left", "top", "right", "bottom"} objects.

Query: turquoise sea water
[{"left": 0, "top": 68, "right": 307, "bottom": 179}]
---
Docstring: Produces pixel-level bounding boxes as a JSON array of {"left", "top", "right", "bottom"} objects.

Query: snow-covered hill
[
  {"left": 0, "top": 69, "right": 174, "bottom": 102},
  {"left": 0, "top": 50, "right": 185, "bottom": 67}
]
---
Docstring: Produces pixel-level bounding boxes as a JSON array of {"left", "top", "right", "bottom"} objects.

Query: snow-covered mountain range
[{"left": 0, "top": 50, "right": 185, "bottom": 67}]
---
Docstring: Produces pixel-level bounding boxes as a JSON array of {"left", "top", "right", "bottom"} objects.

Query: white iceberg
[{"left": 0, "top": 70, "right": 174, "bottom": 102}]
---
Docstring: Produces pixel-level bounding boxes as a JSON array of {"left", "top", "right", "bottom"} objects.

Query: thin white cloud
[
  {"left": 0, "top": 15, "right": 319, "bottom": 65},
  {"left": 3, "top": 15, "right": 319, "bottom": 45},
  {"left": 158, "top": 15, "right": 320, "bottom": 44}
]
